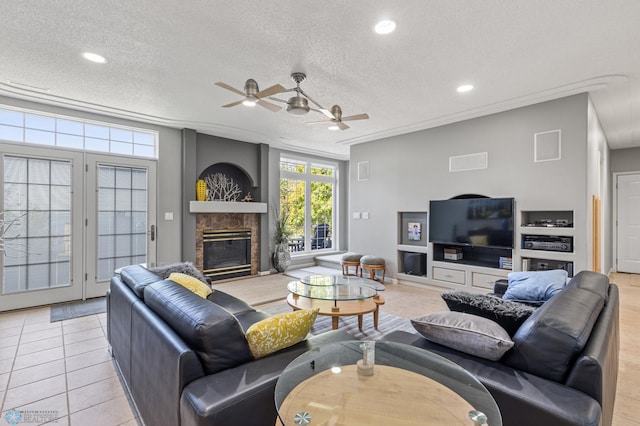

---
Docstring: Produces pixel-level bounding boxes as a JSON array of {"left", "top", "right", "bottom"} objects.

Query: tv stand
[{"left": 430, "top": 243, "right": 512, "bottom": 290}]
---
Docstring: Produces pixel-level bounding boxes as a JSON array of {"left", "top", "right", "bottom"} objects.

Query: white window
[
  {"left": 0, "top": 106, "right": 157, "bottom": 158},
  {"left": 279, "top": 156, "right": 337, "bottom": 254}
]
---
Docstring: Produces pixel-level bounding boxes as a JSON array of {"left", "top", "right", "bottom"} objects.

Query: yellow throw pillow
[
  {"left": 246, "top": 308, "right": 320, "bottom": 359},
  {"left": 168, "top": 272, "right": 212, "bottom": 299}
]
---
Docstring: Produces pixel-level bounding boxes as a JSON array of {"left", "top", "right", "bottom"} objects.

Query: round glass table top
[
  {"left": 287, "top": 281, "right": 377, "bottom": 301},
  {"left": 298, "top": 274, "right": 385, "bottom": 291},
  {"left": 275, "top": 340, "right": 501, "bottom": 426}
]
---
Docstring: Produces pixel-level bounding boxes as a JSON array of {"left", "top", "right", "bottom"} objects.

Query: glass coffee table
[
  {"left": 275, "top": 341, "right": 501, "bottom": 425},
  {"left": 297, "top": 274, "right": 385, "bottom": 292},
  {"left": 287, "top": 275, "right": 385, "bottom": 330}
]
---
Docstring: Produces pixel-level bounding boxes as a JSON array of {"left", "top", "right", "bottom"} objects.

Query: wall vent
[
  {"left": 449, "top": 152, "right": 488, "bottom": 172},
  {"left": 534, "top": 129, "right": 561, "bottom": 162},
  {"left": 357, "top": 161, "right": 369, "bottom": 181}
]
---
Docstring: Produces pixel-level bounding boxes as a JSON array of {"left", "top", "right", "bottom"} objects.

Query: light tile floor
[
  {"left": 0, "top": 306, "right": 139, "bottom": 425},
  {"left": 1, "top": 271, "right": 638, "bottom": 425}
]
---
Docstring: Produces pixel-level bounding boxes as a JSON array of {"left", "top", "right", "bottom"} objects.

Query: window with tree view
[{"left": 280, "top": 157, "right": 336, "bottom": 254}]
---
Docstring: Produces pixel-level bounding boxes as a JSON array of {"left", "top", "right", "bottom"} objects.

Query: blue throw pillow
[{"left": 503, "top": 270, "right": 568, "bottom": 302}]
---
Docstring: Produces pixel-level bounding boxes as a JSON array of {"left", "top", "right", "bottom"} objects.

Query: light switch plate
[
  {"left": 353, "top": 212, "right": 361, "bottom": 219},
  {"left": 362, "top": 212, "right": 369, "bottom": 219},
  {"left": 164, "top": 212, "right": 174, "bottom": 221}
]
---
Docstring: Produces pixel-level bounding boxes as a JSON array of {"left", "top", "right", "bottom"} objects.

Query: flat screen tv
[{"left": 429, "top": 197, "right": 515, "bottom": 248}]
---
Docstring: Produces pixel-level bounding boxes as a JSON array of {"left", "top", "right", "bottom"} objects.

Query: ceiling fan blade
[
  {"left": 305, "top": 120, "right": 332, "bottom": 125},
  {"left": 215, "top": 82, "right": 246, "bottom": 96},
  {"left": 257, "top": 99, "right": 282, "bottom": 112},
  {"left": 256, "top": 84, "right": 286, "bottom": 98},
  {"left": 222, "top": 99, "right": 245, "bottom": 108},
  {"left": 319, "top": 109, "right": 336, "bottom": 119},
  {"left": 341, "top": 113, "right": 369, "bottom": 122},
  {"left": 267, "top": 97, "right": 288, "bottom": 104},
  {"left": 337, "top": 121, "right": 350, "bottom": 130}
]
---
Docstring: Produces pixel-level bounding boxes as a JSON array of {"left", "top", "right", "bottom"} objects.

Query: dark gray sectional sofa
[
  {"left": 106, "top": 265, "right": 351, "bottom": 426},
  {"left": 383, "top": 271, "right": 619, "bottom": 426}
]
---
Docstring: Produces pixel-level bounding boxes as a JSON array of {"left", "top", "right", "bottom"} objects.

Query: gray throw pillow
[
  {"left": 147, "top": 262, "right": 210, "bottom": 285},
  {"left": 411, "top": 312, "right": 514, "bottom": 361},
  {"left": 441, "top": 291, "right": 536, "bottom": 336}
]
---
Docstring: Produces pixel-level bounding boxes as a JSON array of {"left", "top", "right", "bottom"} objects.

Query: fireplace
[{"left": 202, "top": 228, "right": 251, "bottom": 281}]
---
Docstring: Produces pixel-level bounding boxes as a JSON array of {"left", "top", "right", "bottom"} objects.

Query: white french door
[
  {"left": 1, "top": 146, "right": 84, "bottom": 311},
  {"left": 84, "top": 154, "right": 156, "bottom": 299},
  {"left": 1, "top": 146, "right": 156, "bottom": 311}
]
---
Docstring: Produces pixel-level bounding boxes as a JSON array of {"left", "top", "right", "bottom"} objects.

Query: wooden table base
[{"left": 287, "top": 293, "right": 385, "bottom": 330}]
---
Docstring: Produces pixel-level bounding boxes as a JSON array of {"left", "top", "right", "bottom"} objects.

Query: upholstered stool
[
  {"left": 359, "top": 255, "right": 386, "bottom": 283},
  {"left": 341, "top": 252, "right": 363, "bottom": 276}
]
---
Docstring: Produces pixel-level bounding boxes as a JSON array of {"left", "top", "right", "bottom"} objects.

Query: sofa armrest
[
  {"left": 130, "top": 301, "right": 205, "bottom": 426},
  {"left": 565, "top": 284, "right": 619, "bottom": 426},
  {"left": 493, "top": 279, "right": 509, "bottom": 295}
]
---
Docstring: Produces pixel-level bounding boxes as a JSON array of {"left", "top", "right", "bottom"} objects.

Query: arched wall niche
[{"left": 198, "top": 162, "right": 257, "bottom": 201}]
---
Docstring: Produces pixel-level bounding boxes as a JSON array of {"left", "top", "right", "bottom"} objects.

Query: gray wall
[
  {"left": 181, "top": 132, "right": 271, "bottom": 271},
  {"left": 0, "top": 95, "right": 184, "bottom": 266},
  {"left": 611, "top": 147, "right": 640, "bottom": 173},
  {"left": 349, "top": 94, "right": 596, "bottom": 278}
]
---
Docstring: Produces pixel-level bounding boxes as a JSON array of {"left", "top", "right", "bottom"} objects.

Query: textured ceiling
[{"left": 1, "top": 1, "right": 639, "bottom": 159}]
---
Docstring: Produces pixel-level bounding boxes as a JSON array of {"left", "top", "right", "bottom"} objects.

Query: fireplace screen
[{"left": 202, "top": 228, "right": 251, "bottom": 281}]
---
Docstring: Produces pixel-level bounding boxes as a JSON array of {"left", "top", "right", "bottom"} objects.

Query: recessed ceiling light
[
  {"left": 328, "top": 125, "right": 340, "bottom": 131},
  {"left": 457, "top": 84, "right": 474, "bottom": 93},
  {"left": 374, "top": 19, "right": 397, "bottom": 35},
  {"left": 82, "top": 52, "right": 106, "bottom": 64}
]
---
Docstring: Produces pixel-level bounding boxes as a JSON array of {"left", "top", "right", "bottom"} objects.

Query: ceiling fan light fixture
[
  {"left": 82, "top": 52, "right": 106, "bottom": 63},
  {"left": 242, "top": 98, "right": 257, "bottom": 107},
  {"left": 286, "top": 96, "right": 310, "bottom": 115},
  {"left": 374, "top": 19, "right": 397, "bottom": 35},
  {"left": 328, "top": 125, "right": 340, "bottom": 131}
]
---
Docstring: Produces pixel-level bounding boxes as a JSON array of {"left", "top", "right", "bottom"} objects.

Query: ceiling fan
[
  {"left": 268, "top": 72, "right": 336, "bottom": 118},
  {"left": 306, "top": 104, "right": 369, "bottom": 130},
  {"left": 214, "top": 79, "right": 285, "bottom": 112}
]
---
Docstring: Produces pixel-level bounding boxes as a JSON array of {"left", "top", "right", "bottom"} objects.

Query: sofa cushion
[
  {"left": 144, "top": 280, "right": 253, "bottom": 375},
  {"left": 411, "top": 312, "right": 514, "bottom": 361},
  {"left": 148, "top": 261, "right": 209, "bottom": 284},
  {"left": 502, "top": 286, "right": 605, "bottom": 382},
  {"left": 441, "top": 291, "right": 536, "bottom": 336},
  {"left": 206, "top": 290, "right": 255, "bottom": 315},
  {"left": 504, "top": 269, "right": 568, "bottom": 302},
  {"left": 245, "top": 308, "right": 319, "bottom": 359},
  {"left": 120, "top": 264, "right": 162, "bottom": 299},
  {"left": 168, "top": 272, "right": 212, "bottom": 298}
]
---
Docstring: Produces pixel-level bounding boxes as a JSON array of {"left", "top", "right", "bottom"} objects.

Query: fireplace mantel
[{"left": 189, "top": 201, "right": 268, "bottom": 214}]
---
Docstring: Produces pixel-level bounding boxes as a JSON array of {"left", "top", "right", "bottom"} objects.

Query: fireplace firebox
[{"left": 202, "top": 228, "right": 251, "bottom": 281}]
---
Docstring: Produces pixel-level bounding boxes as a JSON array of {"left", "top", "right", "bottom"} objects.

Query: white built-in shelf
[
  {"left": 519, "top": 249, "right": 575, "bottom": 261},
  {"left": 189, "top": 201, "right": 268, "bottom": 214},
  {"left": 519, "top": 226, "right": 574, "bottom": 236},
  {"left": 397, "top": 244, "right": 428, "bottom": 253}
]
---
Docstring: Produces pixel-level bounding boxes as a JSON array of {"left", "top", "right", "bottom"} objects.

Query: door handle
[{"left": 150, "top": 225, "right": 155, "bottom": 242}]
